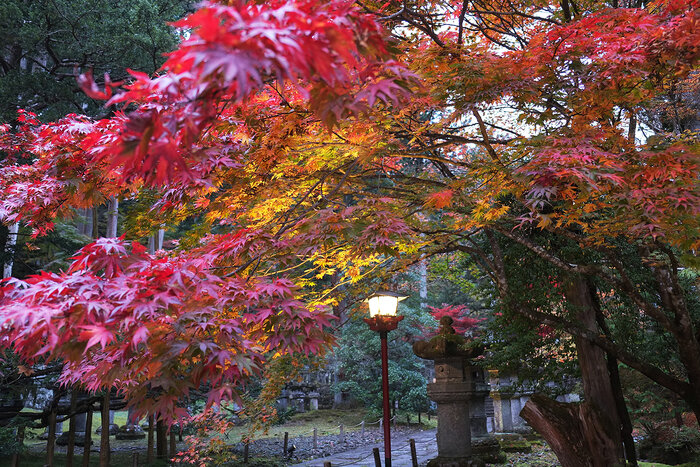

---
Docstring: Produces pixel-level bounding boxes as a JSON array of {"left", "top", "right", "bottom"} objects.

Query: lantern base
[{"left": 364, "top": 315, "right": 404, "bottom": 332}]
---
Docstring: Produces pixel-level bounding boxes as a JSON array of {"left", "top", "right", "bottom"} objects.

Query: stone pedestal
[
  {"left": 278, "top": 390, "right": 289, "bottom": 411},
  {"left": 430, "top": 360, "right": 472, "bottom": 460},
  {"left": 309, "top": 392, "right": 320, "bottom": 411}
]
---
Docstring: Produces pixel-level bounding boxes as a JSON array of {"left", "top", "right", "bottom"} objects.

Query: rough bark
[
  {"left": 521, "top": 394, "right": 624, "bottom": 467},
  {"left": 564, "top": 277, "right": 625, "bottom": 464},
  {"left": 594, "top": 298, "right": 637, "bottom": 466}
]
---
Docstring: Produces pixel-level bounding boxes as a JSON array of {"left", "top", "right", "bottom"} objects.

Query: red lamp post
[{"left": 364, "top": 291, "right": 407, "bottom": 467}]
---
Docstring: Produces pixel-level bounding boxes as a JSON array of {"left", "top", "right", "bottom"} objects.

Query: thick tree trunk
[
  {"left": 562, "top": 276, "right": 625, "bottom": 464},
  {"left": 521, "top": 394, "right": 623, "bottom": 467},
  {"left": 521, "top": 276, "right": 626, "bottom": 466},
  {"left": 100, "top": 392, "right": 110, "bottom": 467},
  {"left": 82, "top": 403, "right": 93, "bottom": 467},
  {"left": 594, "top": 299, "right": 637, "bottom": 466}
]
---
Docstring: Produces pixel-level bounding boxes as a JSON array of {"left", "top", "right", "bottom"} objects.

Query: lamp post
[{"left": 364, "top": 291, "right": 406, "bottom": 467}]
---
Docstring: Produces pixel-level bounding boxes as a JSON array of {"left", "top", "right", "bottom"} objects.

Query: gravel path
[
  {"left": 230, "top": 427, "right": 563, "bottom": 466},
  {"left": 230, "top": 425, "right": 424, "bottom": 463}
]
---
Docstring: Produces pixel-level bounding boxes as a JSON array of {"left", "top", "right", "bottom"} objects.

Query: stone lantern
[{"left": 413, "top": 316, "right": 484, "bottom": 467}]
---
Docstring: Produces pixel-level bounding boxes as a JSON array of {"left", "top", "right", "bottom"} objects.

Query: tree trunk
[
  {"left": 157, "top": 227, "right": 165, "bottom": 250},
  {"left": 147, "top": 414, "right": 154, "bottom": 463},
  {"left": 419, "top": 258, "right": 428, "bottom": 309},
  {"left": 628, "top": 110, "right": 637, "bottom": 142},
  {"left": 10, "top": 425, "right": 24, "bottom": 467},
  {"left": 66, "top": 390, "right": 78, "bottom": 467},
  {"left": 46, "top": 409, "right": 57, "bottom": 466},
  {"left": 561, "top": 276, "right": 625, "bottom": 464},
  {"left": 607, "top": 355, "right": 637, "bottom": 465},
  {"left": 672, "top": 328, "right": 700, "bottom": 426},
  {"left": 82, "top": 403, "right": 93, "bottom": 467},
  {"left": 518, "top": 276, "right": 627, "bottom": 466},
  {"left": 594, "top": 299, "right": 637, "bottom": 466},
  {"left": 92, "top": 207, "right": 99, "bottom": 239},
  {"left": 652, "top": 265, "right": 700, "bottom": 426},
  {"left": 3, "top": 222, "right": 18, "bottom": 278},
  {"left": 521, "top": 394, "right": 623, "bottom": 467},
  {"left": 156, "top": 418, "right": 166, "bottom": 460},
  {"left": 106, "top": 198, "right": 119, "bottom": 238},
  {"left": 169, "top": 427, "right": 177, "bottom": 459},
  {"left": 100, "top": 392, "right": 110, "bottom": 467},
  {"left": 83, "top": 208, "right": 93, "bottom": 236}
]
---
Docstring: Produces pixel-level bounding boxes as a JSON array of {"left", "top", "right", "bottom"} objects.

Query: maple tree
[
  {"left": 0, "top": 0, "right": 698, "bottom": 464},
  {"left": 0, "top": 0, "right": 416, "bottom": 423}
]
